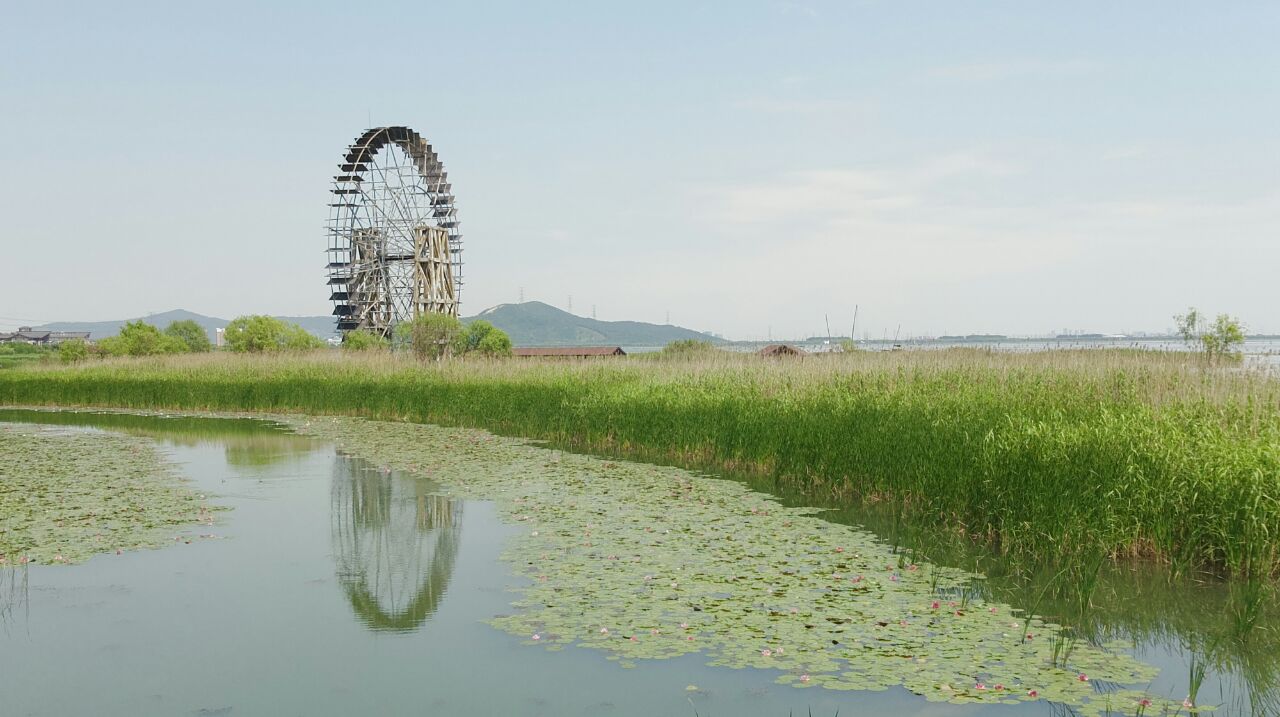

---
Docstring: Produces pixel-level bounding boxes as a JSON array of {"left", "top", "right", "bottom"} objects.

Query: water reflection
[
  {"left": 0, "top": 409, "right": 314, "bottom": 468},
  {"left": 0, "top": 566, "right": 27, "bottom": 632},
  {"left": 330, "top": 455, "right": 461, "bottom": 633}
]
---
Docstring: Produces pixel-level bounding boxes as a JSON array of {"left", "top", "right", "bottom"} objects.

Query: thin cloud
[
  {"left": 774, "top": 1, "right": 818, "bottom": 18},
  {"left": 732, "top": 97, "right": 872, "bottom": 116},
  {"left": 699, "top": 152, "right": 1019, "bottom": 226},
  {"left": 927, "top": 59, "right": 1100, "bottom": 82}
]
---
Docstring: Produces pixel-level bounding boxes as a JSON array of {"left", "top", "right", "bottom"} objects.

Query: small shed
[
  {"left": 758, "top": 343, "right": 803, "bottom": 358},
  {"left": 513, "top": 346, "right": 627, "bottom": 359}
]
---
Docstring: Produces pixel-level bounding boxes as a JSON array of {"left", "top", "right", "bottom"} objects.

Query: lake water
[{"left": 1, "top": 410, "right": 1276, "bottom": 716}]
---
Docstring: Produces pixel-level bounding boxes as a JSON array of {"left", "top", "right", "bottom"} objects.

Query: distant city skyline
[{"left": 3, "top": 2, "right": 1277, "bottom": 339}]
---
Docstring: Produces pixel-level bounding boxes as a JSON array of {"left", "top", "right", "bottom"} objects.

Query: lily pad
[
  {"left": 0, "top": 423, "right": 218, "bottom": 565},
  {"left": 290, "top": 415, "right": 1180, "bottom": 716}
]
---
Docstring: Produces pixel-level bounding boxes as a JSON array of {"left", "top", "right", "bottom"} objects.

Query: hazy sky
[{"left": 3, "top": 2, "right": 1277, "bottom": 339}]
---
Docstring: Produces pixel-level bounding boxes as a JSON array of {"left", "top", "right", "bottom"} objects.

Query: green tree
[
  {"left": 1174, "top": 307, "right": 1203, "bottom": 349},
  {"left": 1173, "top": 307, "right": 1246, "bottom": 362},
  {"left": 164, "top": 320, "right": 212, "bottom": 353},
  {"left": 283, "top": 324, "right": 324, "bottom": 350},
  {"left": 394, "top": 313, "right": 463, "bottom": 361},
  {"left": 341, "top": 329, "right": 389, "bottom": 352},
  {"left": 225, "top": 315, "right": 323, "bottom": 353},
  {"left": 98, "top": 320, "right": 187, "bottom": 357},
  {"left": 475, "top": 327, "right": 513, "bottom": 357},
  {"left": 452, "top": 320, "right": 513, "bottom": 358},
  {"left": 1202, "top": 313, "right": 1246, "bottom": 361},
  {"left": 58, "top": 338, "right": 90, "bottom": 363}
]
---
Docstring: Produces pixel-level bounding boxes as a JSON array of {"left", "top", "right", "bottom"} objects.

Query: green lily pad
[
  {"left": 293, "top": 415, "right": 1181, "bottom": 716},
  {"left": 0, "top": 423, "right": 219, "bottom": 566}
]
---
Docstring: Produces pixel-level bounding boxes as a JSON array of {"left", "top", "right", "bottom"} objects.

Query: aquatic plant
[
  {"left": 0, "top": 349, "right": 1277, "bottom": 583},
  {"left": 0, "top": 423, "right": 217, "bottom": 564},
  {"left": 278, "top": 415, "right": 1193, "bottom": 715}
]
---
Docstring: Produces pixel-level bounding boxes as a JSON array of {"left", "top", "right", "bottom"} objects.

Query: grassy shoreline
[{"left": 1, "top": 349, "right": 1277, "bottom": 579}]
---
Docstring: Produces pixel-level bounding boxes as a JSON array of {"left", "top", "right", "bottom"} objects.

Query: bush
[
  {"left": 98, "top": 321, "right": 187, "bottom": 357},
  {"left": 0, "top": 342, "right": 46, "bottom": 355},
  {"left": 475, "top": 329, "right": 513, "bottom": 357},
  {"left": 164, "top": 320, "right": 212, "bottom": 353},
  {"left": 58, "top": 338, "right": 90, "bottom": 363},
  {"left": 454, "top": 320, "right": 513, "bottom": 358},
  {"left": 659, "top": 339, "right": 719, "bottom": 359},
  {"left": 342, "top": 330, "right": 389, "bottom": 352},
  {"left": 225, "top": 315, "right": 323, "bottom": 353},
  {"left": 395, "top": 313, "right": 463, "bottom": 361}
]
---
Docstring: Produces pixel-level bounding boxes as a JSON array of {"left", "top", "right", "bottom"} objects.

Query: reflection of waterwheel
[{"left": 330, "top": 455, "right": 461, "bottom": 632}]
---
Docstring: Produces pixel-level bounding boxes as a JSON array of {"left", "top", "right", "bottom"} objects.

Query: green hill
[
  {"left": 33, "top": 302, "right": 719, "bottom": 348},
  {"left": 465, "top": 302, "right": 722, "bottom": 347}
]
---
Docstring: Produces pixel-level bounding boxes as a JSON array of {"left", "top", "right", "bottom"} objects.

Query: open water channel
[{"left": 1, "top": 410, "right": 1276, "bottom": 716}]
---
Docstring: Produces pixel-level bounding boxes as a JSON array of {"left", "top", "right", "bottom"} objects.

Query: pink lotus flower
[
  {"left": 800, "top": 674, "right": 811, "bottom": 683},
  {"left": 1077, "top": 673, "right": 1089, "bottom": 682},
  {"left": 600, "top": 627, "right": 609, "bottom": 634},
  {"left": 761, "top": 649, "right": 772, "bottom": 657},
  {"left": 993, "top": 684, "right": 1004, "bottom": 691},
  {"left": 976, "top": 683, "right": 987, "bottom": 690},
  {"left": 1138, "top": 698, "right": 1152, "bottom": 707},
  {"left": 931, "top": 601, "right": 941, "bottom": 609},
  {"left": 630, "top": 636, "right": 638, "bottom": 642},
  {"left": 835, "top": 547, "right": 844, "bottom": 553},
  {"left": 1183, "top": 699, "right": 1194, "bottom": 708},
  {"left": 1028, "top": 690, "right": 1038, "bottom": 698},
  {"left": 686, "top": 636, "right": 694, "bottom": 641},
  {"left": 532, "top": 633, "right": 541, "bottom": 640}
]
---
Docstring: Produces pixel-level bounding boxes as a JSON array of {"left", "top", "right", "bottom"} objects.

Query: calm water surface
[{"left": 1, "top": 410, "right": 1275, "bottom": 716}]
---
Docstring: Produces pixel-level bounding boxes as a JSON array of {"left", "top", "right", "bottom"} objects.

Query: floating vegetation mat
[
  {"left": 0, "top": 423, "right": 216, "bottom": 565},
  {"left": 292, "top": 416, "right": 1191, "bottom": 715}
]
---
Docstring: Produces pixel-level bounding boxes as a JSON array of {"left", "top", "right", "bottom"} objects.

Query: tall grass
[{"left": 2, "top": 348, "right": 1278, "bottom": 579}]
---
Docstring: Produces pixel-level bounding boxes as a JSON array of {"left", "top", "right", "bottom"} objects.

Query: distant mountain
[
  {"left": 34, "top": 302, "right": 718, "bottom": 347},
  {"left": 35, "top": 310, "right": 338, "bottom": 341},
  {"left": 465, "top": 301, "right": 722, "bottom": 347}
]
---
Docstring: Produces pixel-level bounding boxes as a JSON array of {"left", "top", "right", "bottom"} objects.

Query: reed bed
[{"left": 2, "top": 348, "right": 1278, "bottom": 580}]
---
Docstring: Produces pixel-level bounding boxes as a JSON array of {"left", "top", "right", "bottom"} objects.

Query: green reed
[{"left": 1, "top": 348, "right": 1277, "bottom": 582}]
